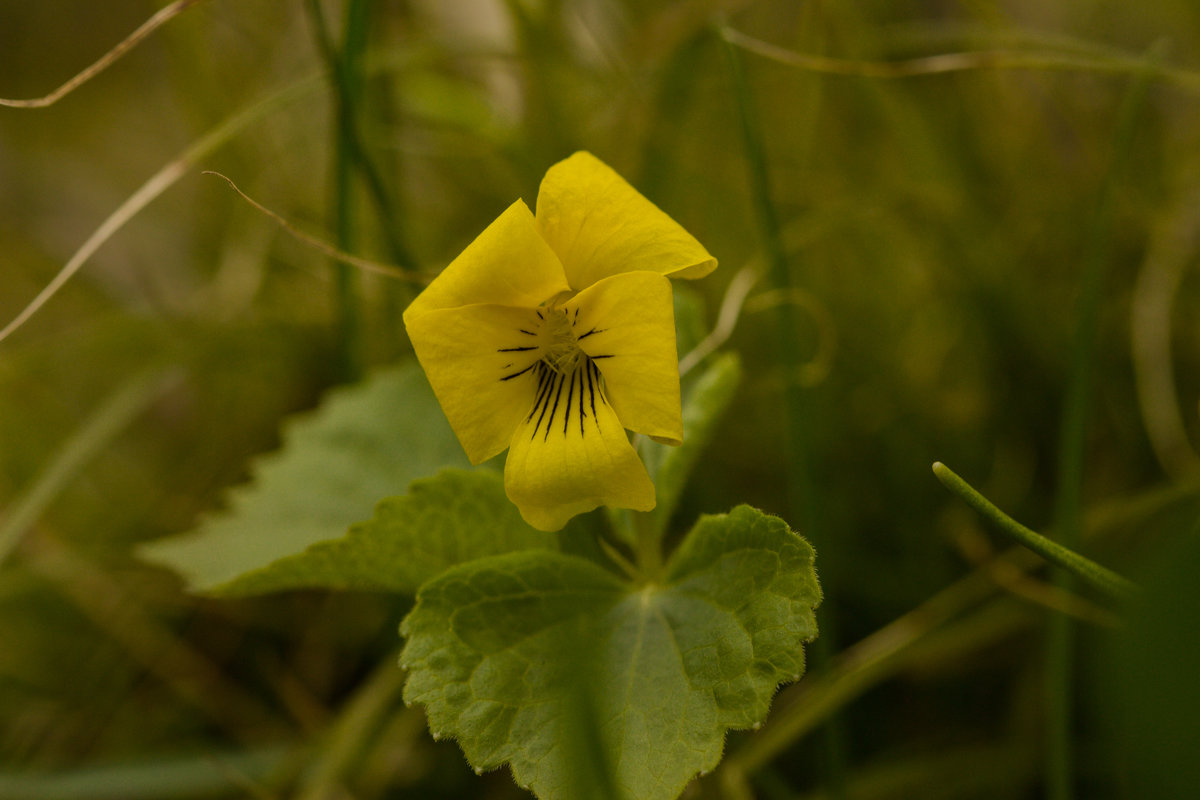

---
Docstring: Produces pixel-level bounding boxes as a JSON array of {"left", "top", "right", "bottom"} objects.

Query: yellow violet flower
[{"left": 403, "top": 152, "right": 716, "bottom": 531}]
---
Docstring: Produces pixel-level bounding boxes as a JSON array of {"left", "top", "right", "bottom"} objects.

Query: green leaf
[
  {"left": 640, "top": 352, "right": 741, "bottom": 537},
  {"left": 208, "top": 469, "right": 558, "bottom": 597},
  {"left": 1102, "top": 526, "right": 1200, "bottom": 798},
  {"left": 401, "top": 505, "right": 820, "bottom": 800},
  {"left": 140, "top": 362, "right": 468, "bottom": 591},
  {"left": 671, "top": 283, "right": 709, "bottom": 358}
]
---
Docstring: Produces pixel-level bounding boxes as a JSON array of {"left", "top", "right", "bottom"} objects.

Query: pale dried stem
[
  {"left": 679, "top": 265, "right": 759, "bottom": 376},
  {"left": 203, "top": 172, "right": 428, "bottom": 284},
  {"left": 0, "top": 71, "right": 322, "bottom": 345},
  {"left": 0, "top": 0, "right": 207, "bottom": 109},
  {"left": 720, "top": 26, "right": 1200, "bottom": 91},
  {"left": 0, "top": 160, "right": 188, "bottom": 344},
  {"left": 1130, "top": 188, "right": 1200, "bottom": 478}
]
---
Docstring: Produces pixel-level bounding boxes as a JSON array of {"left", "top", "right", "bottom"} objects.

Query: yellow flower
[{"left": 403, "top": 152, "right": 716, "bottom": 531}]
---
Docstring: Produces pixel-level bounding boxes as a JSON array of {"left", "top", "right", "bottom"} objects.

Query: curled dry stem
[
  {"left": 719, "top": 25, "right": 1200, "bottom": 92},
  {"left": 203, "top": 172, "right": 428, "bottom": 284}
]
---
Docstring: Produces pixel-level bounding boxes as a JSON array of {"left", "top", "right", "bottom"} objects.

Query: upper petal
[
  {"left": 535, "top": 152, "right": 718, "bottom": 290},
  {"left": 404, "top": 199, "right": 571, "bottom": 320},
  {"left": 405, "top": 304, "right": 545, "bottom": 464},
  {"left": 564, "top": 271, "right": 682, "bottom": 445},
  {"left": 504, "top": 360, "right": 655, "bottom": 531}
]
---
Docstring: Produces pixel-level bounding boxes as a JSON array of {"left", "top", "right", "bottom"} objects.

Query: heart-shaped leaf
[{"left": 401, "top": 505, "right": 820, "bottom": 800}]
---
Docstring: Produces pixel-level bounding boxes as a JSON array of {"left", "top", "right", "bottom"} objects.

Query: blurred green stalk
[
  {"left": 1046, "top": 41, "right": 1163, "bottom": 800},
  {"left": 307, "top": 0, "right": 371, "bottom": 382},
  {"left": 719, "top": 25, "right": 846, "bottom": 800},
  {"left": 0, "top": 368, "right": 180, "bottom": 566},
  {"left": 0, "top": 745, "right": 291, "bottom": 800}
]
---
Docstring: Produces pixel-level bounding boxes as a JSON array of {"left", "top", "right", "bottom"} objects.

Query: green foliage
[
  {"left": 401, "top": 506, "right": 820, "bottom": 800},
  {"left": 641, "top": 352, "right": 742, "bottom": 538},
  {"left": 5, "top": 1, "right": 1200, "bottom": 798},
  {"left": 139, "top": 363, "right": 467, "bottom": 591},
  {"left": 1102, "top": 525, "right": 1200, "bottom": 798},
  {"left": 208, "top": 469, "right": 557, "bottom": 597}
]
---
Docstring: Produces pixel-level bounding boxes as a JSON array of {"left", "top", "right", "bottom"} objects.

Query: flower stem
[
  {"left": 306, "top": 0, "right": 371, "bottom": 382},
  {"left": 719, "top": 22, "right": 847, "bottom": 799},
  {"left": 932, "top": 463, "right": 1137, "bottom": 601},
  {"left": 1045, "top": 41, "right": 1161, "bottom": 798},
  {"left": 633, "top": 513, "right": 664, "bottom": 580}
]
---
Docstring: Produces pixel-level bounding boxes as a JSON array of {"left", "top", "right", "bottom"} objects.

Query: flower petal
[
  {"left": 404, "top": 200, "right": 570, "bottom": 319},
  {"left": 535, "top": 151, "right": 717, "bottom": 290},
  {"left": 405, "top": 304, "right": 545, "bottom": 464},
  {"left": 505, "top": 361, "right": 655, "bottom": 531},
  {"left": 564, "top": 271, "right": 682, "bottom": 445}
]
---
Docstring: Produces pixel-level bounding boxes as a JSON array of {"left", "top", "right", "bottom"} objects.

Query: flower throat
[{"left": 537, "top": 306, "right": 585, "bottom": 375}]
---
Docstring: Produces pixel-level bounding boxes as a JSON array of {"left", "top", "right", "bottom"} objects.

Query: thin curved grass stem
[
  {"left": 720, "top": 26, "right": 1200, "bottom": 91},
  {"left": 0, "top": 0, "right": 208, "bottom": 109},
  {"left": 202, "top": 172, "right": 426, "bottom": 283},
  {"left": 0, "top": 73, "right": 323, "bottom": 346},
  {"left": 678, "top": 265, "right": 759, "bottom": 376}
]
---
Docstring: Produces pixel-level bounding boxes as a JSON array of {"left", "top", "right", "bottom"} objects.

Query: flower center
[{"left": 538, "top": 306, "right": 584, "bottom": 375}]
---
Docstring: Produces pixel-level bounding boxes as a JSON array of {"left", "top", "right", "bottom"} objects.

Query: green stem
[
  {"left": 309, "top": 1, "right": 420, "bottom": 363},
  {"left": 1046, "top": 41, "right": 1162, "bottom": 799},
  {"left": 0, "top": 744, "right": 292, "bottom": 800},
  {"left": 306, "top": 0, "right": 367, "bottom": 381},
  {"left": 322, "top": 2, "right": 418, "bottom": 276},
  {"left": 0, "top": 367, "right": 182, "bottom": 567},
  {"left": 932, "top": 463, "right": 1137, "bottom": 601},
  {"left": 719, "top": 23, "right": 846, "bottom": 800},
  {"left": 633, "top": 513, "right": 664, "bottom": 580},
  {"left": 717, "top": 473, "right": 1193, "bottom": 796},
  {"left": 723, "top": 569, "right": 1031, "bottom": 784},
  {"left": 296, "top": 655, "right": 412, "bottom": 800}
]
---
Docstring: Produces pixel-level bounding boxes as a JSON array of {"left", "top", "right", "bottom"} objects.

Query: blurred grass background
[{"left": 2, "top": 1, "right": 1199, "bottom": 798}]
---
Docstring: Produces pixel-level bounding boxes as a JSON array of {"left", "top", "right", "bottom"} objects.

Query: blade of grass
[
  {"left": 0, "top": 744, "right": 291, "bottom": 800},
  {"left": 307, "top": 0, "right": 372, "bottom": 382},
  {"left": 28, "top": 530, "right": 290, "bottom": 742},
  {"left": 720, "top": 572, "right": 1035, "bottom": 797},
  {"left": 720, "top": 26, "right": 1200, "bottom": 92},
  {"left": 0, "top": 367, "right": 181, "bottom": 566},
  {"left": 718, "top": 471, "right": 1196, "bottom": 793},
  {"left": 1046, "top": 41, "right": 1164, "bottom": 799},
  {"left": 308, "top": 0, "right": 423, "bottom": 372},
  {"left": 932, "top": 463, "right": 1137, "bottom": 601},
  {"left": 718, "top": 21, "right": 846, "bottom": 799},
  {"left": 296, "top": 655, "right": 413, "bottom": 800},
  {"left": 0, "top": 368, "right": 289, "bottom": 742}
]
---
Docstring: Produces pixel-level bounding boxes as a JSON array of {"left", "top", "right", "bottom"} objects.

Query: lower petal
[{"left": 504, "top": 361, "right": 655, "bottom": 531}]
